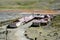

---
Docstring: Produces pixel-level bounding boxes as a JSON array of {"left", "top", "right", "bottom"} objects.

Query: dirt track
[{"left": 0, "top": 9, "right": 59, "bottom": 14}]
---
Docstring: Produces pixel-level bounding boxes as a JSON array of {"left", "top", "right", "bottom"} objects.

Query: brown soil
[{"left": 0, "top": 9, "right": 59, "bottom": 14}]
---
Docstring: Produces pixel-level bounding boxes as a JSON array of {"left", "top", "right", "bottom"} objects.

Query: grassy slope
[
  {"left": 52, "top": 15, "right": 60, "bottom": 28},
  {"left": 0, "top": 0, "right": 60, "bottom": 10}
]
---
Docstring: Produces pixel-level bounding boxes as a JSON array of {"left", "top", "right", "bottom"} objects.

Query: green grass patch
[{"left": 51, "top": 15, "right": 60, "bottom": 28}]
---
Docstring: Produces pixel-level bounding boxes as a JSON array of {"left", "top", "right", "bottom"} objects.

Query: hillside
[{"left": 0, "top": 0, "right": 60, "bottom": 9}]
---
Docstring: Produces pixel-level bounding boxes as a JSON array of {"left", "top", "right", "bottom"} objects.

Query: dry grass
[
  {"left": 25, "top": 26, "right": 60, "bottom": 40},
  {"left": 0, "top": 0, "right": 60, "bottom": 9}
]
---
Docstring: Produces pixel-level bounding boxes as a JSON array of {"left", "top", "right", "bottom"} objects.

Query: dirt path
[
  {"left": 0, "top": 9, "right": 59, "bottom": 14},
  {"left": 7, "top": 21, "right": 33, "bottom": 40}
]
